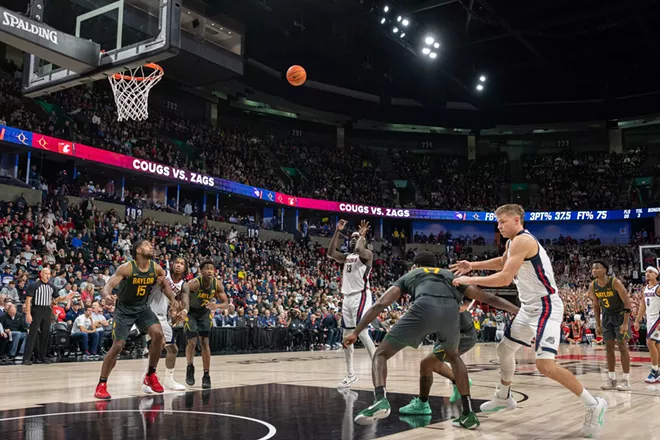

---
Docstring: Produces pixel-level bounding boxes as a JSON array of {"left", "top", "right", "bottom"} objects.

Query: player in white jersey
[
  {"left": 451, "top": 204, "right": 607, "bottom": 438},
  {"left": 142, "top": 257, "right": 187, "bottom": 391},
  {"left": 635, "top": 266, "right": 660, "bottom": 383},
  {"left": 328, "top": 219, "right": 377, "bottom": 388}
]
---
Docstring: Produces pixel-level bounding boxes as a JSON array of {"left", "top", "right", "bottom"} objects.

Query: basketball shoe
[
  {"left": 94, "top": 382, "right": 111, "bottom": 400},
  {"left": 450, "top": 378, "right": 473, "bottom": 404},
  {"left": 644, "top": 369, "right": 658, "bottom": 384},
  {"left": 337, "top": 373, "right": 358, "bottom": 388},
  {"left": 354, "top": 397, "right": 391, "bottom": 424},
  {"left": 581, "top": 397, "right": 608, "bottom": 438},
  {"left": 615, "top": 379, "right": 631, "bottom": 391},
  {"left": 142, "top": 373, "right": 164, "bottom": 394},
  {"left": 399, "top": 398, "right": 432, "bottom": 415},
  {"left": 452, "top": 412, "right": 480, "bottom": 430},
  {"left": 479, "top": 385, "right": 517, "bottom": 412},
  {"left": 600, "top": 378, "right": 617, "bottom": 390},
  {"left": 163, "top": 370, "right": 186, "bottom": 391}
]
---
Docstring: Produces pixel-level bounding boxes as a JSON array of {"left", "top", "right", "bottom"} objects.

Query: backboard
[{"left": 21, "top": 0, "right": 180, "bottom": 97}]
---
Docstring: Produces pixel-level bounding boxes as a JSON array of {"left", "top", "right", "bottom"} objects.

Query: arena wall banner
[{"left": 2, "top": 124, "right": 659, "bottom": 222}]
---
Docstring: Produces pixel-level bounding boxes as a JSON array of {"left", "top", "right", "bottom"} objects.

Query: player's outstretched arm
[
  {"left": 349, "top": 286, "right": 402, "bottom": 339},
  {"left": 355, "top": 220, "right": 373, "bottom": 264},
  {"left": 464, "top": 286, "right": 519, "bottom": 315},
  {"left": 328, "top": 220, "right": 348, "bottom": 263},
  {"left": 102, "top": 262, "right": 130, "bottom": 298},
  {"left": 453, "top": 235, "right": 533, "bottom": 287}
]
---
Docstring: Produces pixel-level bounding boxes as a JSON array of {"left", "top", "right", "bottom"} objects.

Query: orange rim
[{"left": 111, "top": 63, "right": 164, "bottom": 81}]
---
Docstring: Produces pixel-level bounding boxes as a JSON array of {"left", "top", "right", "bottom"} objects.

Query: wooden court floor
[{"left": 0, "top": 343, "right": 658, "bottom": 439}]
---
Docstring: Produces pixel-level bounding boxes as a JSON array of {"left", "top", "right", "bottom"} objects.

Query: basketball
[{"left": 286, "top": 65, "right": 307, "bottom": 86}]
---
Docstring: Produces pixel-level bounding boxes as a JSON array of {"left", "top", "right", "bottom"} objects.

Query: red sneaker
[
  {"left": 143, "top": 373, "right": 164, "bottom": 394},
  {"left": 94, "top": 382, "right": 111, "bottom": 400}
]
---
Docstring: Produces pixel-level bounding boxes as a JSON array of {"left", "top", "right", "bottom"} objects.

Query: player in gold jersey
[
  {"left": 94, "top": 239, "right": 176, "bottom": 400},
  {"left": 180, "top": 260, "right": 228, "bottom": 389}
]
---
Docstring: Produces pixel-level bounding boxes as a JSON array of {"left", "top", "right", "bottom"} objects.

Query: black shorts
[
  {"left": 434, "top": 326, "right": 477, "bottom": 361},
  {"left": 384, "top": 296, "right": 460, "bottom": 351},
  {"left": 185, "top": 308, "right": 213, "bottom": 338},
  {"left": 112, "top": 303, "right": 160, "bottom": 341},
  {"left": 602, "top": 313, "right": 629, "bottom": 342}
]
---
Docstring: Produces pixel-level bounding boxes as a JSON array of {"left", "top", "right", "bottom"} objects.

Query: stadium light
[
  {"left": 402, "top": 18, "right": 409, "bottom": 26},
  {"left": 425, "top": 36, "right": 434, "bottom": 45},
  {"left": 393, "top": 27, "right": 399, "bottom": 33},
  {"left": 433, "top": 42, "right": 440, "bottom": 49},
  {"left": 400, "top": 32, "right": 405, "bottom": 38},
  {"left": 422, "top": 47, "right": 431, "bottom": 55},
  {"left": 476, "top": 84, "right": 484, "bottom": 91},
  {"left": 384, "top": 5, "right": 389, "bottom": 12},
  {"left": 397, "top": 16, "right": 402, "bottom": 22},
  {"left": 479, "top": 75, "right": 486, "bottom": 82},
  {"left": 429, "top": 52, "right": 437, "bottom": 59},
  {"left": 381, "top": 17, "right": 386, "bottom": 24}
]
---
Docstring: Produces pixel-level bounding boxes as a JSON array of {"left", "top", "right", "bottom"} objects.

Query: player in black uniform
[
  {"left": 399, "top": 295, "right": 519, "bottom": 420},
  {"left": 95, "top": 239, "right": 176, "bottom": 400},
  {"left": 180, "top": 260, "right": 228, "bottom": 389},
  {"left": 588, "top": 260, "right": 632, "bottom": 391},
  {"left": 343, "top": 251, "right": 494, "bottom": 430}
]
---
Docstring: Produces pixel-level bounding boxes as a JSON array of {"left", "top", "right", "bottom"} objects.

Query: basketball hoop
[{"left": 108, "top": 63, "right": 164, "bottom": 121}]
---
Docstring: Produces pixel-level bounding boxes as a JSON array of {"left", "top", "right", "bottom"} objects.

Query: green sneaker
[
  {"left": 354, "top": 398, "right": 391, "bottom": 425},
  {"left": 399, "top": 397, "right": 432, "bottom": 415},
  {"left": 399, "top": 415, "right": 432, "bottom": 429},
  {"left": 452, "top": 411, "right": 480, "bottom": 430},
  {"left": 449, "top": 378, "right": 473, "bottom": 404}
]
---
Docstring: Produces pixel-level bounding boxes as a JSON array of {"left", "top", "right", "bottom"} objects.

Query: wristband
[{"left": 623, "top": 309, "right": 631, "bottom": 314}]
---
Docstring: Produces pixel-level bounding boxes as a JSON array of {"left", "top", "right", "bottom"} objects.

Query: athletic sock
[
  {"left": 653, "top": 365, "right": 658, "bottom": 372},
  {"left": 461, "top": 395, "right": 473, "bottom": 416},
  {"left": 622, "top": 373, "right": 630, "bottom": 381},
  {"left": 496, "top": 385, "right": 511, "bottom": 399},
  {"left": 147, "top": 366, "right": 157, "bottom": 376},
  {"left": 580, "top": 388, "right": 598, "bottom": 408},
  {"left": 608, "top": 371, "right": 616, "bottom": 380},
  {"left": 204, "top": 370, "right": 210, "bottom": 376},
  {"left": 166, "top": 368, "right": 174, "bottom": 377},
  {"left": 99, "top": 377, "right": 108, "bottom": 384},
  {"left": 419, "top": 396, "right": 428, "bottom": 403},
  {"left": 375, "top": 386, "right": 386, "bottom": 400}
]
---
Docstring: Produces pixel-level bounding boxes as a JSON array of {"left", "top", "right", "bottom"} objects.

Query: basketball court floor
[{"left": 0, "top": 343, "right": 658, "bottom": 440}]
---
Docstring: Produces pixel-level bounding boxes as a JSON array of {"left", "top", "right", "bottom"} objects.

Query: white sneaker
[
  {"left": 337, "top": 374, "right": 358, "bottom": 389},
  {"left": 600, "top": 378, "right": 617, "bottom": 391},
  {"left": 480, "top": 387, "right": 517, "bottom": 413},
  {"left": 164, "top": 376, "right": 186, "bottom": 391},
  {"left": 581, "top": 397, "right": 607, "bottom": 438},
  {"left": 615, "top": 379, "right": 631, "bottom": 392},
  {"left": 140, "top": 371, "right": 152, "bottom": 394}
]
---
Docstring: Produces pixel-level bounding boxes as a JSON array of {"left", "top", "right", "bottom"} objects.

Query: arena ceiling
[{"left": 195, "top": 0, "right": 660, "bottom": 124}]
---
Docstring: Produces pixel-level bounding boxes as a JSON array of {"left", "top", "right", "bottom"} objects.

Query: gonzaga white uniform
[
  {"left": 340, "top": 253, "right": 373, "bottom": 328},
  {"left": 505, "top": 230, "right": 564, "bottom": 359},
  {"left": 644, "top": 283, "right": 660, "bottom": 341},
  {"left": 149, "top": 271, "right": 185, "bottom": 344}
]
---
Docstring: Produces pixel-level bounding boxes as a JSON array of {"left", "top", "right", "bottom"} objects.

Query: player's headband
[{"left": 646, "top": 266, "right": 659, "bottom": 274}]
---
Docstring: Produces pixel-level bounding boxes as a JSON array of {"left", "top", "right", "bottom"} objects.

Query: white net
[{"left": 108, "top": 63, "right": 164, "bottom": 121}]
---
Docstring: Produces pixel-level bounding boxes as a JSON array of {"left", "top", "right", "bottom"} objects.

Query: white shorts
[
  {"left": 504, "top": 294, "right": 564, "bottom": 360},
  {"left": 146, "top": 315, "right": 175, "bottom": 345},
  {"left": 341, "top": 291, "right": 373, "bottom": 329},
  {"left": 647, "top": 314, "right": 660, "bottom": 342}
]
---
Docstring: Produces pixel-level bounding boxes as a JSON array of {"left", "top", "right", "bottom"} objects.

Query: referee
[{"left": 23, "top": 267, "right": 57, "bottom": 365}]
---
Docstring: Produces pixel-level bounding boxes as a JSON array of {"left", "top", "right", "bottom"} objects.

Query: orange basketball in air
[{"left": 286, "top": 65, "right": 307, "bottom": 86}]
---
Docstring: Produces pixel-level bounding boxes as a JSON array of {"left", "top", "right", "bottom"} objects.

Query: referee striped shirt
[{"left": 27, "top": 280, "right": 56, "bottom": 307}]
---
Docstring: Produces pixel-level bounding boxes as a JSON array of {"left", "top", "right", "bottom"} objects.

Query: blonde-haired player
[
  {"left": 451, "top": 204, "right": 607, "bottom": 438},
  {"left": 635, "top": 266, "right": 660, "bottom": 383},
  {"left": 328, "top": 219, "right": 377, "bottom": 388}
]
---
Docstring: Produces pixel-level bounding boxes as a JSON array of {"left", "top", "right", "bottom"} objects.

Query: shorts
[
  {"left": 504, "top": 294, "right": 563, "bottom": 360},
  {"left": 112, "top": 304, "right": 160, "bottom": 341},
  {"left": 146, "top": 315, "right": 175, "bottom": 345},
  {"left": 341, "top": 291, "right": 373, "bottom": 329},
  {"left": 602, "top": 313, "right": 629, "bottom": 342},
  {"left": 385, "top": 296, "right": 460, "bottom": 351},
  {"left": 185, "top": 308, "right": 213, "bottom": 338},
  {"left": 434, "top": 326, "right": 477, "bottom": 361},
  {"left": 647, "top": 314, "right": 660, "bottom": 342}
]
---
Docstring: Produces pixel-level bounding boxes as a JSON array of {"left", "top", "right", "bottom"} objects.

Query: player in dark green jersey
[
  {"left": 343, "top": 251, "right": 494, "bottom": 430},
  {"left": 95, "top": 239, "right": 176, "bottom": 400},
  {"left": 399, "top": 293, "right": 519, "bottom": 423},
  {"left": 180, "top": 259, "right": 228, "bottom": 389},
  {"left": 588, "top": 260, "right": 632, "bottom": 391}
]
